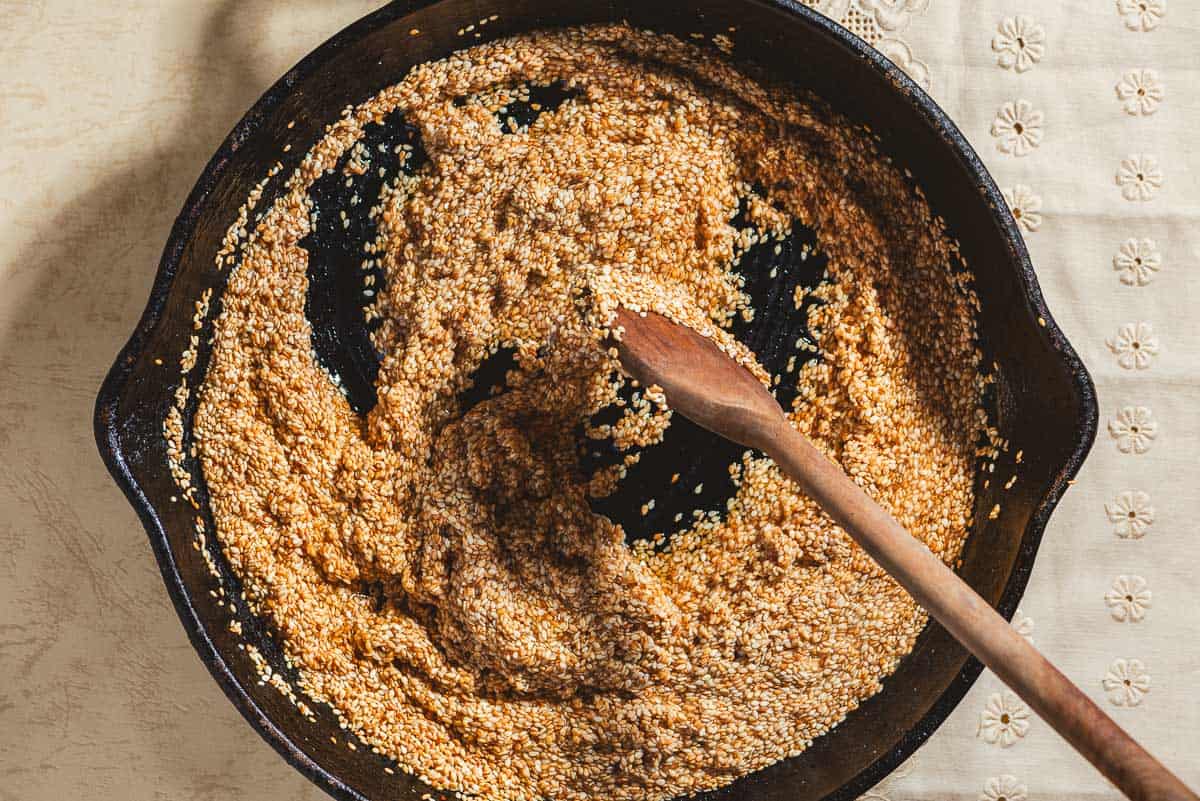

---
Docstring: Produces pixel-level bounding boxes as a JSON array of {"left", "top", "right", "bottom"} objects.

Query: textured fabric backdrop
[{"left": 0, "top": 1, "right": 1196, "bottom": 799}]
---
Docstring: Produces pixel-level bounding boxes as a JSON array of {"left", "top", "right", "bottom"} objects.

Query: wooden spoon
[{"left": 611, "top": 308, "right": 1197, "bottom": 801}]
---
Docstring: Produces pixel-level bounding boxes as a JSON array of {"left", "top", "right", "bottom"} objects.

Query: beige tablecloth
[{"left": 1, "top": 1, "right": 1196, "bottom": 799}]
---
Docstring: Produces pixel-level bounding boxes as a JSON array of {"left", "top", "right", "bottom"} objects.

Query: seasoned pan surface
[{"left": 94, "top": 2, "right": 1097, "bottom": 800}]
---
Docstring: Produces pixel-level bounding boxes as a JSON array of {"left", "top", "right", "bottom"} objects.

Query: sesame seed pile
[{"left": 195, "top": 25, "right": 984, "bottom": 801}]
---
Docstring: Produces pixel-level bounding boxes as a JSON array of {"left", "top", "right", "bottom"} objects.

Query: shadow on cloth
[{"left": 0, "top": 1, "right": 378, "bottom": 798}]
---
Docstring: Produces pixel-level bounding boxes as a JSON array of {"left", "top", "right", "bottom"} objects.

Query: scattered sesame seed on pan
[{"left": 188, "top": 24, "right": 986, "bottom": 801}]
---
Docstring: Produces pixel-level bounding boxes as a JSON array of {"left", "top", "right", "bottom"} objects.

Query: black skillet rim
[{"left": 93, "top": 1, "right": 1099, "bottom": 799}]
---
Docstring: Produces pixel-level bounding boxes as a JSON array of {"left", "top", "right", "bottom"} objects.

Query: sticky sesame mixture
[{"left": 195, "top": 25, "right": 985, "bottom": 801}]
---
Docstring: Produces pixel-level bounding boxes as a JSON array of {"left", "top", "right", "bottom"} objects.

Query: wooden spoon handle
[{"left": 761, "top": 418, "right": 1197, "bottom": 801}]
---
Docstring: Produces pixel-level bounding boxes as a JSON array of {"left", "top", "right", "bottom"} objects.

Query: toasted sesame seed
[{"left": 189, "top": 25, "right": 987, "bottom": 801}]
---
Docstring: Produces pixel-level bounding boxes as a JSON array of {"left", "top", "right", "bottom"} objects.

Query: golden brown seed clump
[{"left": 195, "top": 25, "right": 984, "bottom": 801}]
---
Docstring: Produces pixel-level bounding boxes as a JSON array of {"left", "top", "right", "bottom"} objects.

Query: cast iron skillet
[{"left": 93, "top": 1, "right": 1097, "bottom": 799}]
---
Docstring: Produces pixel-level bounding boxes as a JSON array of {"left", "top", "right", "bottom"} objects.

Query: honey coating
[{"left": 195, "top": 25, "right": 985, "bottom": 801}]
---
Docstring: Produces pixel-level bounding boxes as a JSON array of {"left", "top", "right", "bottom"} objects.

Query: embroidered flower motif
[
  {"left": 1116, "top": 154, "right": 1163, "bottom": 201},
  {"left": 1114, "top": 238, "right": 1162, "bottom": 286},
  {"left": 1116, "top": 69, "right": 1164, "bottom": 115},
  {"left": 1117, "top": 0, "right": 1165, "bottom": 31},
  {"left": 979, "top": 691, "right": 1031, "bottom": 746},
  {"left": 1012, "top": 608, "right": 1035, "bottom": 642},
  {"left": 876, "top": 38, "right": 931, "bottom": 88},
  {"left": 798, "top": 0, "right": 934, "bottom": 85},
  {"left": 1105, "top": 490, "right": 1155, "bottom": 538},
  {"left": 1106, "top": 322, "right": 1160, "bottom": 370},
  {"left": 981, "top": 774, "right": 1028, "bottom": 801},
  {"left": 991, "top": 100, "right": 1044, "bottom": 156},
  {"left": 1106, "top": 575, "right": 1152, "bottom": 622},
  {"left": 860, "top": 0, "right": 932, "bottom": 31},
  {"left": 1103, "top": 658, "right": 1150, "bottom": 706},
  {"left": 1108, "top": 406, "right": 1157, "bottom": 453},
  {"left": 862, "top": 754, "right": 919, "bottom": 801},
  {"left": 1002, "top": 185, "right": 1043, "bottom": 232},
  {"left": 992, "top": 16, "right": 1045, "bottom": 72}
]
